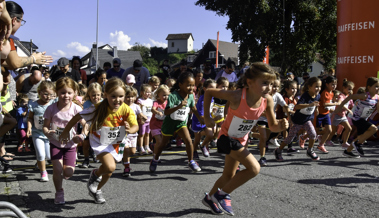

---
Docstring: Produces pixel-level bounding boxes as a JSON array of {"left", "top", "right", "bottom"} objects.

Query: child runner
[
  {"left": 60, "top": 77, "right": 138, "bottom": 203},
  {"left": 149, "top": 72, "right": 204, "bottom": 173},
  {"left": 137, "top": 84, "right": 153, "bottom": 155},
  {"left": 192, "top": 79, "right": 216, "bottom": 157},
  {"left": 150, "top": 85, "right": 170, "bottom": 161},
  {"left": 315, "top": 76, "right": 338, "bottom": 154},
  {"left": 201, "top": 63, "right": 288, "bottom": 215},
  {"left": 148, "top": 76, "right": 160, "bottom": 101},
  {"left": 275, "top": 77, "right": 321, "bottom": 162},
  {"left": 122, "top": 86, "right": 146, "bottom": 177},
  {"left": 80, "top": 83, "right": 103, "bottom": 168},
  {"left": 257, "top": 78, "right": 289, "bottom": 166},
  {"left": 211, "top": 77, "right": 229, "bottom": 148},
  {"left": 166, "top": 78, "right": 176, "bottom": 89},
  {"left": 27, "top": 81, "right": 55, "bottom": 181},
  {"left": 42, "top": 77, "right": 84, "bottom": 204},
  {"left": 16, "top": 93, "right": 31, "bottom": 152},
  {"left": 326, "top": 80, "right": 354, "bottom": 148},
  {"left": 335, "top": 77, "right": 379, "bottom": 158}
]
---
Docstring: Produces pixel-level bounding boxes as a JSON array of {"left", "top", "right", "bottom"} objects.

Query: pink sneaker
[
  {"left": 40, "top": 171, "right": 49, "bottom": 182},
  {"left": 54, "top": 189, "right": 65, "bottom": 205},
  {"left": 341, "top": 142, "right": 350, "bottom": 149},
  {"left": 325, "top": 140, "right": 334, "bottom": 146},
  {"left": 176, "top": 138, "right": 184, "bottom": 147},
  {"left": 317, "top": 144, "right": 329, "bottom": 154}
]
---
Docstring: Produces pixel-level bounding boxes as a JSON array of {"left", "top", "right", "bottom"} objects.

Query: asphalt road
[{"left": 2, "top": 140, "right": 379, "bottom": 218}]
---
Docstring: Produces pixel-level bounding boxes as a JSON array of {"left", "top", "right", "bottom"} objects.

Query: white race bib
[
  {"left": 361, "top": 107, "right": 375, "bottom": 119},
  {"left": 325, "top": 106, "right": 336, "bottom": 111},
  {"left": 34, "top": 115, "right": 44, "bottom": 130},
  {"left": 213, "top": 104, "right": 225, "bottom": 117},
  {"left": 155, "top": 108, "right": 166, "bottom": 120},
  {"left": 300, "top": 106, "right": 316, "bottom": 115},
  {"left": 51, "top": 125, "right": 72, "bottom": 142},
  {"left": 100, "top": 126, "right": 126, "bottom": 145},
  {"left": 285, "top": 103, "right": 295, "bottom": 116},
  {"left": 142, "top": 105, "right": 153, "bottom": 118},
  {"left": 170, "top": 106, "right": 190, "bottom": 121},
  {"left": 228, "top": 116, "right": 258, "bottom": 138}
]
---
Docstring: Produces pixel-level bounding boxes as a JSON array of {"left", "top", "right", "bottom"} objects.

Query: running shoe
[
  {"left": 40, "top": 171, "right": 49, "bottom": 182},
  {"left": 176, "top": 138, "right": 184, "bottom": 147},
  {"left": 89, "top": 189, "right": 106, "bottom": 204},
  {"left": 298, "top": 135, "right": 305, "bottom": 149},
  {"left": 202, "top": 193, "right": 223, "bottom": 215},
  {"left": 0, "top": 163, "right": 12, "bottom": 174},
  {"left": 139, "top": 147, "right": 146, "bottom": 155},
  {"left": 352, "top": 142, "right": 364, "bottom": 156},
  {"left": 80, "top": 159, "right": 90, "bottom": 168},
  {"left": 211, "top": 191, "right": 234, "bottom": 216},
  {"left": 343, "top": 150, "right": 360, "bottom": 158},
  {"left": 325, "top": 140, "right": 334, "bottom": 147},
  {"left": 17, "top": 146, "right": 23, "bottom": 153},
  {"left": 123, "top": 167, "right": 131, "bottom": 177},
  {"left": 274, "top": 148, "right": 283, "bottom": 161},
  {"left": 200, "top": 146, "right": 210, "bottom": 157},
  {"left": 54, "top": 189, "right": 65, "bottom": 205},
  {"left": 24, "top": 146, "right": 32, "bottom": 152},
  {"left": 341, "top": 142, "right": 350, "bottom": 149},
  {"left": 87, "top": 169, "right": 102, "bottom": 195},
  {"left": 145, "top": 146, "right": 153, "bottom": 154},
  {"left": 269, "top": 138, "right": 280, "bottom": 147},
  {"left": 306, "top": 148, "right": 320, "bottom": 161},
  {"left": 287, "top": 147, "right": 300, "bottom": 154},
  {"left": 258, "top": 157, "right": 267, "bottom": 167},
  {"left": 317, "top": 145, "right": 329, "bottom": 154},
  {"left": 149, "top": 159, "right": 158, "bottom": 173},
  {"left": 188, "top": 160, "right": 201, "bottom": 172}
]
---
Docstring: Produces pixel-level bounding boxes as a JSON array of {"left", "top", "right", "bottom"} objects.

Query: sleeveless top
[
  {"left": 219, "top": 88, "right": 267, "bottom": 144},
  {"left": 352, "top": 92, "right": 379, "bottom": 121},
  {"left": 20, "top": 77, "right": 41, "bottom": 102}
]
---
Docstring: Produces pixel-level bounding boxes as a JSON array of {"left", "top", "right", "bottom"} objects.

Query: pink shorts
[
  {"left": 151, "top": 129, "right": 162, "bottom": 137},
  {"left": 127, "top": 135, "right": 137, "bottom": 148},
  {"left": 50, "top": 144, "right": 77, "bottom": 167},
  {"left": 139, "top": 121, "right": 151, "bottom": 135}
]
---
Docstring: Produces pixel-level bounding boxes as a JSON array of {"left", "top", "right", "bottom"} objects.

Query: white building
[{"left": 166, "top": 33, "right": 194, "bottom": 53}]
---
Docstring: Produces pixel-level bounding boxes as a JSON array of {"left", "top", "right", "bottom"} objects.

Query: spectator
[
  {"left": 16, "top": 66, "right": 43, "bottom": 102},
  {"left": 72, "top": 56, "right": 87, "bottom": 85},
  {"left": 159, "top": 59, "right": 171, "bottom": 79},
  {"left": 106, "top": 58, "right": 124, "bottom": 79},
  {"left": 103, "top": 62, "right": 111, "bottom": 72},
  {"left": 215, "top": 61, "right": 238, "bottom": 82},
  {"left": 88, "top": 68, "right": 107, "bottom": 86},
  {"left": 170, "top": 59, "right": 192, "bottom": 80},
  {"left": 121, "top": 59, "right": 150, "bottom": 93},
  {"left": 50, "top": 57, "right": 82, "bottom": 83},
  {"left": 202, "top": 58, "right": 216, "bottom": 80}
]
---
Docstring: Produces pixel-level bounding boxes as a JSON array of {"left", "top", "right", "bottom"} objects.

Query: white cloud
[
  {"left": 67, "top": 42, "right": 90, "bottom": 55},
  {"left": 149, "top": 38, "right": 167, "bottom": 48},
  {"left": 109, "top": 30, "right": 132, "bottom": 50},
  {"left": 143, "top": 43, "right": 151, "bottom": 48},
  {"left": 52, "top": 50, "right": 66, "bottom": 57}
]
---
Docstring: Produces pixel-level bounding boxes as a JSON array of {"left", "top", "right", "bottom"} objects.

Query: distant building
[
  {"left": 166, "top": 33, "right": 194, "bottom": 53},
  {"left": 308, "top": 53, "right": 325, "bottom": 78},
  {"left": 80, "top": 44, "right": 142, "bottom": 75},
  {"left": 14, "top": 40, "right": 38, "bottom": 57}
]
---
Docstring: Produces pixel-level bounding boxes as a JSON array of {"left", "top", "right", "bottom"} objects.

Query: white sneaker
[
  {"left": 40, "top": 171, "right": 49, "bottom": 182},
  {"left": 269, "top": 139, "right": 280, "bottom": 147}
]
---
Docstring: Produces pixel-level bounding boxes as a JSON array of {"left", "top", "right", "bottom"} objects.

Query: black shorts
[
  {"left": 352, "top": 119, "right": 373, "bottom": 136},
  {"left": 217, "top": 135, "right": 244, "bottom": 154}
]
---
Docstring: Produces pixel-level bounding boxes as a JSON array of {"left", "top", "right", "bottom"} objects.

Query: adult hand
[{"left": 32, "top": 52, "right": 53, "bottom": 65}]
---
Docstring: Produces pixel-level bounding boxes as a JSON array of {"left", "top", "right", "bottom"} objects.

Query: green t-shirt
[{"left": 161, "top": 90, "right": 195, "bottom": 135}]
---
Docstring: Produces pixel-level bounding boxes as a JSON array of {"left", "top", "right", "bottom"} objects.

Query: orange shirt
[{"left": 319, "top": 90, "right": 334, "bottom": 115}]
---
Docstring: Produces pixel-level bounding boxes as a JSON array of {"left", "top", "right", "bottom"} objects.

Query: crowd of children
[{"left": 1, "top": 61, "right": 379, "bottom": 216}]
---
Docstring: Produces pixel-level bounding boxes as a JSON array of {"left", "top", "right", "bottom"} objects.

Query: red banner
[{"left": 263, "top": 46, "right": 269, "bottom": 64}]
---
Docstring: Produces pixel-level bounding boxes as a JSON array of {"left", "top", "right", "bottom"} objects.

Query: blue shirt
[
  {"left": 106, "top": 68, "right": 125, "bottom": 79},
  {"left": 16, "top": 106, "right": 28, "bottom": 129},
  {"left": 191, "top": 95, "right": 214, "bottom": 132},
  {"left": 28, "top": 100, "right": 53, "bottom": 138},
  {"left": 292, "top": 92, "right": 320, "bottom": 125}
]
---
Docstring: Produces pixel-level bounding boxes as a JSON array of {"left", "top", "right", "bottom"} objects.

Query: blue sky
[{"left": 14, "top": 0, "right": 233, "bottom": 63}]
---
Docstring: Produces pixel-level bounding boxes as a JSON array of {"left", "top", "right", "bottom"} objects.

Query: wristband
[{"left": 31, "top": 55, "right": 36, "bottom": 64}]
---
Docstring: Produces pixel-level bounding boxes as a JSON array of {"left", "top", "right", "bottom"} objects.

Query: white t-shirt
[
  {"left": 221, "top": 71, "right": 237, "bottom": 83},
  {"left": 258, "top": 92, "right": 287, "bottom": 122}
]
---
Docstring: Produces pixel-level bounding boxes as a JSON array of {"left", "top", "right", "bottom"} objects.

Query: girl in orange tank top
[{"left": 200, "top": 63, "right": 288, "bottom": 216}]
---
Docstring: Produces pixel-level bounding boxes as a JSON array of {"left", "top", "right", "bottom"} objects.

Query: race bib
[
  {"left": 142, "top": 105, "right": 153, "bottom": 118},
  {"left": 155, "top": 108, "right": 166, "bottom": 120},
  {"left": 361, "top": 107, "right": 375, "bottom": 119},
  {"left": 34, "top": 115, "right": 44, "bottom": 130},
  {"left": 100, "top": 126, "right": 126, "bottom": 145},
  {"left": 300, "top": 106, "right": 315, "bottom": 115},
  {"left": 213, "top": 104, "right": 225, "bottom": 117},
  {"left": 285, "top": 103, "right": 295, "bottom": 116},
  {"left": 325, "top": 106, "right": 336, "bottom": 111},
  {"left": 228, "top": 116, "right": 258, "bottom": 138},
  {"left": 51, "top": 124, "right": 72, "bottom": 142},
  {"left": 170, "top": 106, "right": 190, "bottom": 121}
]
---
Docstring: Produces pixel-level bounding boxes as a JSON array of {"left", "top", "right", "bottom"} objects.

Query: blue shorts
[{"left": 316, "top": 114, "right": 331, "bottom": 128}]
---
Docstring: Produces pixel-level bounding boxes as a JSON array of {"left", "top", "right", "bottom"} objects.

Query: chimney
[
  {"left": 113, "top": 46, "right": 118, "bottom": 57},
  {"left": 92, "top": 43, "right": 97, "bottom": 49}
]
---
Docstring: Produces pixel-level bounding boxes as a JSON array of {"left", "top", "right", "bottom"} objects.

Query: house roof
[
  {"left": 83, "top": 48, "right": 142, "bottom": 69},
  {"left": 14, "top": 40, "right": 39, "bottom": 56},
  {"left": 166, "top": 33, "right": 194, "bottom": 41},
  {"left": 208, "top": 39, "right": 238, "bottom": 62}
]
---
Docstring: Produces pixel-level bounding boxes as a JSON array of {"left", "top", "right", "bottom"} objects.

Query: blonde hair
[
  {"left": 87, "top": 77, "right": 127, "bottom": 132},
  {"left": 85, "top": 82, "right": 102, "bottom": 101},
  {"left": 37, "top": 80, "right": 55, "bottom": 93},
  {"left": 149, "top": 76, "right": 160, "bottom": 84},
  {"left": 140, "top": 84, "right": 152, "bottom": 94},
  {"left": 125, "top": 85, "right": 138, "bottom": 97},
  {"left": 55, "top": 77, "right": 81, "bottom": 107},
  {"left": 154, "top": 84, "right": 170, "bottom": 100},
  {"left": 166, "top": 78, "right": 176, "bottom": 86},
  {"left": 236, "top": 62, "right": 278, "bottom": 89}
]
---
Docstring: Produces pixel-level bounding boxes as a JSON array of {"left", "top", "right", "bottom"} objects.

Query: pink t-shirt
[
  {"left": 150, "top": 100, "right": 167, "bottom": 130},
  {"left": 337, "top": 93, "right": 354, "bottom": 117},
  {"left": 43, "top": 102, "right": 82, "bottom": 148}
]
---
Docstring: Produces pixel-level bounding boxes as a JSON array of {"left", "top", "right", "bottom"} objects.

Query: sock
[
  {"left": 260, "top": 155, "right": 265, "bottom": 158},
  {"left": 219, "top": 189, "right": 228, "bottom": 195},
  {"left": 189, "top": 160, "right": 195, "bottom": 164},
  {"left": 41, "top": 170, "right": 47, "bottom": 174}
]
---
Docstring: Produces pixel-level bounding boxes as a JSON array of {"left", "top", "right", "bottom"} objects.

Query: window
[
  {"left": 171, "top": 42, "right": 174, "bottom": 47},
  {"left": 209, "top": 51, "right": 216, "bottom": 58}
]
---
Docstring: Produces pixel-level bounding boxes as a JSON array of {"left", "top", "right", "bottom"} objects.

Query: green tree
[
  {"left": 128, "top": 42, "right": 150, "bottom": 60},
  {"left": 195, "top": 0, "right": 337, "bottom": 75}
]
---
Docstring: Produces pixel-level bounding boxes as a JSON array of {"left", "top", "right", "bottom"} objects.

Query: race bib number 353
[{"left": 228, "top": 116, "right": 258, "bottom": 138}]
